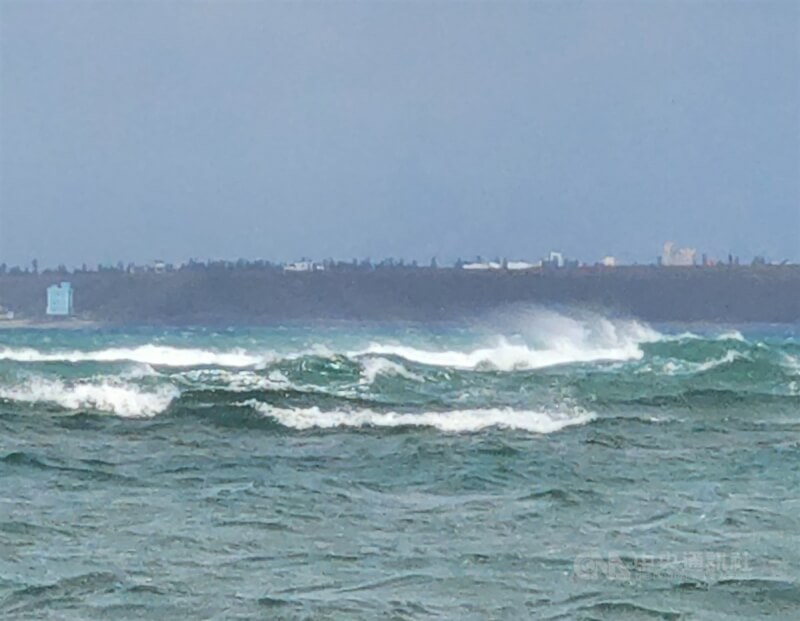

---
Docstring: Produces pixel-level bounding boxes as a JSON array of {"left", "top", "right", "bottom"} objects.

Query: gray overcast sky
[{"left": 1, "top": 0, "right": 798, "bottom": 267}]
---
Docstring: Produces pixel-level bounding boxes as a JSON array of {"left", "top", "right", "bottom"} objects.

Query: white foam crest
[
  {"left": 121, "top": 363, "right": 160, "bottom": 379},
  {"left": 353, "top": 311, "right": 658, "bottom": 371},
  {"left": 695, "top": 349, "right": 745, "bottom": 371},
  {"left": 649, "top": 350, "right": 745, "bottom": 376},
  {"left": 780, "top": 354, "right": 800, "bottom": 375},
  {"left": 661, "top": 329, "right": 747, "bottom": 343},
  {"left": 0, "top": 344, "right": 269, "bottom": 368},
  {"left": 660, "top": 331, "right": 702, "bottom": 342},
  {"left": 245, "top": 400, "right": 594, "bottom": 433},
  {"left": 175, "top": 368, "right": 291, "bottom": 391},
  {"left": 0, "top": 376, "right": 178, "bottom": 417},
  {"left": 716, "top": 330, "right": 746, "bottom": 342},
  {"left": 359, "top": 357, "right": 423, "bottom": 385},
  {"left": 358, "top": 337, "right": 643, "bottom": 371}
]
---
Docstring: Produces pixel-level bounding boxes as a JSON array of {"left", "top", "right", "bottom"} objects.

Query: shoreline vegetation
[
  {"left": 0, "top": 318, "right": 101, "bottom": 330},
  {"left": 0, "top": 264, "right": 798, "bottom": 325}
]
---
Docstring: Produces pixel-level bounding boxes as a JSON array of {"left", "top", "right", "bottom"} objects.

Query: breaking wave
[
  {"left": 0, "top": 311, "right": 795, "bottom": 428},
  {"left": 355, "top": 312, "right": 660, "bottom": 371},
  {"left": 244, "top": 400, "right": 595, "bottom": 433},
  {"left": 645, "top": 350, "right": 747, "bottom": 376},
  {"left": 175, "top": 368, "right": 291, "bottom": 391},
  {"left": 0, "top": 315, "right": 659, "bottom": 373},
  {"left": 0, "top": 335, "right": 647, "bottom": 373},
  {"left": 0, "top": 370, "right": 595, "bottom": 431},
  {"left": 359, "top": 357, "right": 423, "bottom": 384},
  {"left": 0, "top": 376, "right": 179, "bottom": 418},
  {"left": 0, "top": 344, "right": 268, "bottom": 367},
  {"left": 359, "top": 338, "right": 646, "bottom": 371}
]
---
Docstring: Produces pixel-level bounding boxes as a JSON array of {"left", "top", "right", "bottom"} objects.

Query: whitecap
[
  {"left": 716, "top": 330, "right": 746, "bottom": 342},
  {"left": 245, "top": 400, "right": 594, "bottom": 433},
  {"left": 174, "top": 368, "right": 291, "bottom": 391},
  {"left": 0, "top": 376, "right": 178, "bottom": 418},
  {"left": 0, "top": 344, "right": 270, "bottom": 368},
  {"left": 356, "top": 337, "right": 644, "bottom": 372},
  {"left": 648, "top": 350, "right": 745, "bottom": 376},
  {"left": 695, "top": 349, "right": 745, "bottom": 371},
  {"left": 350, "top": 311, "right": 659, "bottom": 371},
  {"left": 359, "top": 357, "right": 423, "bottom": 385}
]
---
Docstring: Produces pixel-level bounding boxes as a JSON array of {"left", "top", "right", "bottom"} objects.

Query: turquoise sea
[{"left": 1, "top": 309, "right": 799, "bottom": 620}]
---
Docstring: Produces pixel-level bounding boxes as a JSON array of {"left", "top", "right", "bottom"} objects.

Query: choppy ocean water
[{"left": 1, "top": 309, "right": 799, "bottom": 620}]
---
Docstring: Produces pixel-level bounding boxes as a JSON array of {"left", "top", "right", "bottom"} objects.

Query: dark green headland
[{"left": 1, "top": 265, "right": 798, "bottom": 325}]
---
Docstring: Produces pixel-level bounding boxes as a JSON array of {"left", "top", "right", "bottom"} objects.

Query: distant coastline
[
  {"left": 0, "top": 318, "right": 101, "bottom": 330},
  {"left": 0, "top": 264, "right": 798, "bottom": 325}
]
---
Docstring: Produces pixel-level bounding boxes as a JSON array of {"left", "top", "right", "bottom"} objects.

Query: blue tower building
[{"left": 46, "top": 282, "right": 73, "bottom": 316}]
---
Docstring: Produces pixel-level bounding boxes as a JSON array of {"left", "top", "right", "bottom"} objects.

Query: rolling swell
[
  {"left": 2, "top": 319, "right": 799, "bottom": 620},
  {"left": 0, "top": 322, "right": 798, "bottom": 428},
  {"left": 600, "top": 388, "right": 800, "bottom": 409}
]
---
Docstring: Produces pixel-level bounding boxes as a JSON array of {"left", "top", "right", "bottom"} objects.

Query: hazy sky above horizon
[{"left": 1, "top": 1, "right": 798, "bottom": 267}]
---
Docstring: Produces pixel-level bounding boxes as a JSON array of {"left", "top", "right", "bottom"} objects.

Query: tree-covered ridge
[{"left": 1, "top": 264, "right": 798, "bottom": 324}]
